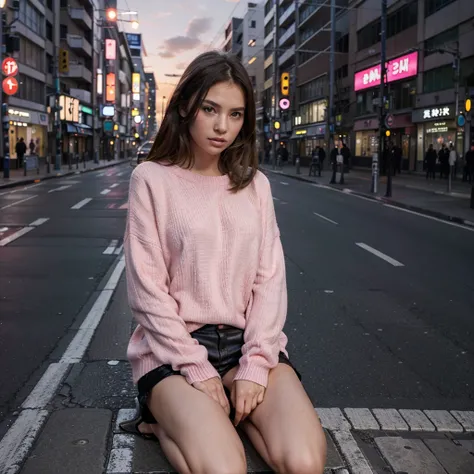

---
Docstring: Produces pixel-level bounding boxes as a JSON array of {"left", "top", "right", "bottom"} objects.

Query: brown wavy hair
[{"left": 146, "top": 51, "right": 258, "bottom": 192}]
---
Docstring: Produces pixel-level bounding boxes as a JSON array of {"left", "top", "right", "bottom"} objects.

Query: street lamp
[{"left": 106, "top": 8, "right": 117, "bottom": 21}]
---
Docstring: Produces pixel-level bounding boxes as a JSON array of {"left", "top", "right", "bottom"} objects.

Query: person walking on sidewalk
[
  {"left": 464, "top": 145, "right": 474, "bottom": 183},
  {"left": 425, "top": 144, "right": 437, "bottom": 180},
  {"left": 438, "top": 143, "right": 449, "bottom": 179},
  {"left": 15, "top": 137, "right": 27, "bottom": 169},
  {"left": 449, "top": 144, "right": 457, "bottom": 179},
  {"left": 120, "top": 51, "right": 327, "bottom": 474}
]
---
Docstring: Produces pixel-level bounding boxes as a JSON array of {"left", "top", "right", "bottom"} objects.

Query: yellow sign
[
  {"left": 131, "top": 108, "right": 139, "bottom": 117},
  {"left": 385, "top": 130, "right": 391, "bottom": 137},
  {"left": 132, "top": 73, "right": 140, "bottom": 94},
  {"left": 295, "top": 130, "right": 307, "bottom": 135},
  {"left": 274, "top": 121, "right": 280, "bottom": 130},
  {"left": 466, "top": 98, "right": 472, "bottom": 112}
]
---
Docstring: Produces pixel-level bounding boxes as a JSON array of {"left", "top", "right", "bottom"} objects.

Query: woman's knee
[
  {"left": 193, "top": 443, "right": 247, "bottom": 474},
  {"left": 270, "top": 446, "right": 326, "bottom": 474}
]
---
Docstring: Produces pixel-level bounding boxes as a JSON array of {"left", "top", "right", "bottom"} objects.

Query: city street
[{"left": 0, "top": 165, "right": 473, "bottom": 474}]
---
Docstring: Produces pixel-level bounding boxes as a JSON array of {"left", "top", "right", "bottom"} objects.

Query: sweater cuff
[
  {"left": 183, "top": 361, "right": 221, "bottom": 385},
  {"left": 233, "top": 363, "right": 270, "bottom": 388}
]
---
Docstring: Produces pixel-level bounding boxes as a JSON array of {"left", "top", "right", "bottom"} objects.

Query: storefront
[
  {"left": 8, "top": 107, "right": 48, "bottom": 167},
  {"left": 412, "top": 104, "right": 463, "bottom": 170},
  {"left": 354, "top": 118, "right": 379, "bottom": 166},
  {"left": 290, "top": 123, "right": 326, "bottom": 165}
]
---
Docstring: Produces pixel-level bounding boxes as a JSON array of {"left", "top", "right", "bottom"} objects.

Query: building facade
[
  {"left": 144, "top": 71, "right": 157, "bottom": 140},
  {"left": 259, "top": 0, "right": 474, "bottom": 168}
]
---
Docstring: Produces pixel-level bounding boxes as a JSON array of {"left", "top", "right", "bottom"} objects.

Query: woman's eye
[
  {"left": 203, "top": 106, "right": 214, "bottom": 113},
  {"left": 231, "top": 112, "right": 242, "bottom": 118}
]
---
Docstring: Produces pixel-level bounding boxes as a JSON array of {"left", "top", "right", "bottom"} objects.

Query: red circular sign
[
  {"left": 3, "top": 77, "right": 19, "bottom": 95},
  {"left": 2, "top": 57, "right": 19, "bottom": 77}
]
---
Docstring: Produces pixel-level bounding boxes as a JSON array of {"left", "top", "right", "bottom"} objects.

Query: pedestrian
[
  {"left": 392, "top": 144, "right": 402, "bottom": 175},
  {"left": 15, "top": 137, "right": 27, "bottom": 169},
  {"left": 449, "top": 144, "right": 457, "bottom": 179},
  {"left": 120, "top": 51, "right": 327, "bottom": 474},
  {"left": 464, "top": 145, "right": 474, "bottom": 183},
  {"left": 438, "top": 144, "right": 449, "bottom": 179},
  {"left": 341, "top": 142, "right": 351, "bottom": 172},
  {"left": 29, "top": 138, "right": 35, "bottom": 155},
  {"left": 309, "top": 146, "right": 321, "bottom": 176},
  {"left": 425, "top": 144, "right": 437, "bottom": 180},
  {"left": 318, "top": 145, "right": 326, "bottom": 170}
]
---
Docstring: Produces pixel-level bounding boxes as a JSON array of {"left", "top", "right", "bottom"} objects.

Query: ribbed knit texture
[{"left": 124, "top": 161, "right": 288, "bottom": 388}]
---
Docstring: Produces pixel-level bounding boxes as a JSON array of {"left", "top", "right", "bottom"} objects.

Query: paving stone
[
  {"left": 424, "top": 438, "right": 474, "bottom": 474},
  {"left": 375, "top": 437, "right": 446, "bottom": 474}
]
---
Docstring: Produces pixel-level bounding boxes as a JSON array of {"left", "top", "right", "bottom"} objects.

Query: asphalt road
[{"left": 1, "top": 163, "right": 473, "bottom": 432}]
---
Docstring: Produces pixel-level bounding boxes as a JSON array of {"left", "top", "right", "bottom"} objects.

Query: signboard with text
[
  {"left": 2, "top": 58, "right": 18, "bottom": 77},
  {"left": 354, "top": 52, "right": 418, "bottom": 92}
]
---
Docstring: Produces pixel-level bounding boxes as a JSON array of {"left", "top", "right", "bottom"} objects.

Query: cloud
[
  {"left": 176, "top": 62, "right": 188, "bottom": 70},
  {"left": 158, "top": 17, "right": 213, "bottom": 59},
  {"left": 186, "top": 17, "right": 213, "bottom": 38},
  {"left": 154, "top": 11, "right": 172, "bottom": 19}
]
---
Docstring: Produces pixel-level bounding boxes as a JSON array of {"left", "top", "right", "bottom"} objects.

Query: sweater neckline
[{"left": 165, "top": 162, "right": 231, "bottom": 186}]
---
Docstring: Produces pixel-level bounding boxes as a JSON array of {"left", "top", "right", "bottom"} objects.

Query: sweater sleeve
[
  {"left": 125, "top": 168, "right": 220, "bottom": 385},
  {"left": 233, "top": 174, "right": 287, "bottom": 388}
]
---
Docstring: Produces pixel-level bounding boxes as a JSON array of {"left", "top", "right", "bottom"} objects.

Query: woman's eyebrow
[{"left": 203, "top": 99, "right": 245, "bottom": 112}]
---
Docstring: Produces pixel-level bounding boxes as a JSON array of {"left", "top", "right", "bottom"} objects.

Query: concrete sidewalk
[
  {"left": 0, "top": 158, "right": 130, "bottom": 190},
  {"left": 261, "top": 163, "right": 474, "bottom": 228}
]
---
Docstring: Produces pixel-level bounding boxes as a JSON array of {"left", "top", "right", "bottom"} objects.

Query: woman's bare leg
[
  {"left": 146, "top": 374, "right": 246, "bottom": 474},
  {"left": 223, "top": 364, "right": 326, "bottom": 474}
]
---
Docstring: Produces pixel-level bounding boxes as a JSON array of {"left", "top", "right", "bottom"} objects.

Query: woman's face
[{"left": 188, "top": 81, "right": 245, "bottom": 161}]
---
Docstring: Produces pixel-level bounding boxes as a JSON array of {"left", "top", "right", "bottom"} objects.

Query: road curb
[
  {"left": 0, "top": 160, "right": 128, "bottom": 190},
  {"left": 261, "top": 167, "right": 474, "bottom": 229}
]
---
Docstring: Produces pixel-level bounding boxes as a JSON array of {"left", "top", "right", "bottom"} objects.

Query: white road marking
[
  {"left": 451, "top": 410, "right": 474, "bottom": 432},
  {"left": 71, "top": 198, "right": 92, "bottom": 210},
  {"left": 280, "top": 181, "right": 289, "bottom": 185},
  {"left": 372, "top": 408, "right": 409, "bottom": 431},
  {"left": 21, "top": 363, "right": 71, "bottom": 409},
  {"left": 399, "top": 409, "right": 435, "bottom": 431},
  {"left": 0, "top": 256, "right": 126, "bottom": 474},
  {"left": 116, "top": 172, "right": 124, "bottom": 176},
  {"left": 313, "top": 212, "right": 338, "bottom": 225},
  {"left": 0, "top": 409, "right": 49, "bottom": 474},
  {"left": 356, "top": 243, "right": 404, "bottom": 267},
  {"left": 332, "top": 430, "right": 374, "bottom": 474},
  {"left": 110, "top": 183, "right": 119, "bottom": 188},
  {"left": 344, "top": 408, "right": 380, "bottom": 430},
  {"left": 97, "top": 172, "right": 105, "bottom": 177},
  {"left": 114, "top": 243, "right": 124, "bottom": 255},
  {"left": 0, "top": 194, "right": 38, "bottom": 210},
  {"left": 316, "top": 408, "right": 351, "bottom": 431},
  {"left": 0, "top": 217, "right": 48, "bottom": 246},
  {"left": 106, "top": 445, "right": 134, "bottom": 474},
  {"left": 273, "top": 196, "right": 280, "bottom": 201},
  {"left": 424, "top": 410, "right": 463, "bottom": 432},
  {"left": 30, "top": 217, "right": 49, "bottom": 226},
  {"left": 48, "top": 185, "right": 72, "bottom": 193},
  {"left": 62, "top": 256, "right": 125, "bottom": 363},
  {"left": 104, "top": 239, "right": 119, "bottom": 255},
  {"left": 384, "top": 204, "right": 474, "bottom": 232},
  {"left": 342, "top": 189, "right": 378, "bottom": 203},
  {"left": 101, "top": 189, "right": 111, "bottom": 195}
]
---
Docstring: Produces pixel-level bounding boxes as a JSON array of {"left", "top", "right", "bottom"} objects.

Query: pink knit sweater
[{"left": 124, "top": 161, "right": 288, "bottom": 388}]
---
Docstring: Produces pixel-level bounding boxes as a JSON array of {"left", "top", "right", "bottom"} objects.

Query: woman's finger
[{"left": 234, "top": 392, "right": 245, "bottom": 426}]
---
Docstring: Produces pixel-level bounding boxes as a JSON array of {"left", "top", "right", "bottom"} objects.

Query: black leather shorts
[{"left": 137, "top": 324, "right": 301, "bottom": 424}]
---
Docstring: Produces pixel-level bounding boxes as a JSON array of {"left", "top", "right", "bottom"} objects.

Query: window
[
  {"left": 60, "top": 24, "right": 67, "bottom": 39},
  {"left": 264, "top": 0, "right": 274, "bottom": 16},
  {"left": 357, "top": 0, "right": 417, "bottom": 50},
  {"left": 16, "top": 0, "right": 44, "bottom": 36},
  {"left": 300, "top": 100, "right": 326, "bottom": 125},
  {"left": 356, "top": 89, "right": 379, "bottom": 116},
  {"left": 423, "top": 65, "right": 454, "bottom": 93},
  {"left": 17, "top": 73, "right": 45, "bottom": 105},
  {"left": 265, "top": 66, "right": 273, "bottom": 81},
  {"left": 60, "top": 0, "right": 67, "bottom": 7},
  {"left": 265, "top": 19, "right": 274, "bottom": 37},
  {"left": 336, "top": 34, "right": 349, "bottom": 53},
  {"left": 249, "top": 20, "right": 256, "bottom": 28},
  {"left": 336, "top": 64, "right": 348, "bottom": 80},
  {"left": 425, "top": 27, "right": 458, "bottom": 56},
  {"left": 390, "top": 79, "right": 416, "bottom": 109},
  {"left": 18, "top": 37, "right": 44, "bottom": 73},
  {"left": 425, "top": 0, "right": 456, "bottom": 17},
  {"left": 300, "top": 76, "right": 327, "bottom": 102},
  {"left": 46, "top": 54, "right": 53, "bottom": 74},
  {"left": 46, "top": 21, "right": 53, "bottom": 41}
]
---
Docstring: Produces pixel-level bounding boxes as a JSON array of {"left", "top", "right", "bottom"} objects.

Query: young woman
[{"left": 121, "top": 51, "right": 327, "bottom": 474}]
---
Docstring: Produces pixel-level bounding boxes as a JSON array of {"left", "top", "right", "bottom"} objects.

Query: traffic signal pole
[
  {"left": 271, "top": 1, "right": 279, "bottom": 170},
  {"left": 53, "top": 0, "right": 62, "bottom": 171}
]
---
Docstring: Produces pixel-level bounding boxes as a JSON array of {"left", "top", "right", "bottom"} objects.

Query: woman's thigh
[
  {"left": 224, "top": 364, "right": 327, "bottom": 474},
  {"left": 147, "top": 374, "right": 246, "bottom": 474}
]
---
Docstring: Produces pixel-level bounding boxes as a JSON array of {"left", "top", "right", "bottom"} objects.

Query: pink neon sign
[{"left": 354, "top": 52, "right": 418, "bottom": 92}]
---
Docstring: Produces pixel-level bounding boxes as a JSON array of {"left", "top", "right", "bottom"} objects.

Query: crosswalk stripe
[
  {"left": 344, "top": 408, "right": 380, "bottom": 430},
  {"left": 424, "top": 410, "right": 463, "bottom": 432},
  {"left": 399, "top": 409, "right": 435, "bottom": 431},
  {"left": 372, "top": 408, "right": 409, "bottom": 431},
  {"left": 332, "top": 430, "right": 374, "bottom": 474},
  {"left": 451, "top": 410, "right": 474, "bottom": 432},
  {"left": 316, "top": 408, "right": 351, "bottom": 431}
]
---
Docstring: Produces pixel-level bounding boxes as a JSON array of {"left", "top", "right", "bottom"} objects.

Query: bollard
[
  {"left": 24, "top": 157, "right": 27, "bottom": 177},
  {"left": 76, "top": 154, "right": 79, "bottom": 170},
  {"left": 329, "top": 160, "right": 337, "bottom": 184},
  {"left": 371, "top": 153, "right": 379, "bottom": 193},
  {"left": 46, "top": 155, "right": 51, "bottom": 174},
  {"left": 68, "top": 153, "right": 72, "bottom": 171},
  {"left": 3, "top": 154, "right": 10, "bottom": 179},
  {"left": 296, "top": 156, "right": 301, "bottom": 174}
]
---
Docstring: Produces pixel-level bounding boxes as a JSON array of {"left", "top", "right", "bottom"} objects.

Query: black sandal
[{"left": 119, "top": 398, "right": 157, "bottom": 441}]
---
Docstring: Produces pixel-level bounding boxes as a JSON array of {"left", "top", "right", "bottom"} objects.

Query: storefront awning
[
  {"left": 65, "top": 123, "right": 93, "bottom": 136},
  {"left": 290, "top": 123, "right": 326, "bottom": 139}
]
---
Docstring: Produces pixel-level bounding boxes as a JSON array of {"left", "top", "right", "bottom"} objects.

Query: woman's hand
[
  {"left": 192, "top": 377, "right": 230, "bottom": 415},
  {"left": 231, "top": 380, "right": 265, "bottom": 426}
]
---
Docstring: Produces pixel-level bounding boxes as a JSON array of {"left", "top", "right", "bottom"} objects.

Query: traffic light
[
  {"left": 106, "top": 8, "right": 117, "bottom": 21},
  {"left": 59, "top": 48, "right": 69, "bottom": 73},
  {"left": 273, "top": 120, "right": 281, "bottom": 130},
  {"left": 465, "top": 97, "right": 472, "bottom": 113},
  {"left": 281, "top": 72, "right": 290, "bottom": 96}
]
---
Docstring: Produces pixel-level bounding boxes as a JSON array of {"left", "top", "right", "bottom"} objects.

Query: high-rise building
[{"left": 144, "top": 72, "right": 157, "bottom": 139}]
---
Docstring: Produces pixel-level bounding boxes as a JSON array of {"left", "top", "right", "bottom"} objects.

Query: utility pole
[
  {"left": 92, "top": 1, "right": 99, "bottom": 164},
  {"left": 53, "top": 0, "right": 62, "bottom": 171},
  {"left": 449, "top": 41, "right": 460, "bottom": 193},
  {"left": 380, "top": 0, "right": 391, "bottom": 197},
  {"left": 328, "top": 0, "right": 336, "bottom": 184},
  {"left": 0, "top": 5, "right": 5, "bottom": 178},
  {"left": 271, "top": 1, "right": 279, "bottom": 170}
]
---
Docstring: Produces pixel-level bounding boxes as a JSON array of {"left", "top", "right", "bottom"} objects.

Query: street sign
[
  {"left": 457, "top": 114, "right": 466, "bottom": 127},
  {"left": 2, "top": 77, "right": 18, "bottom": 95},
  {"left": 2, "top": 57, "right": 18, "bottom": 77},
  {"left": 274, "top": 133, "right": 280, "bottom": 140},
  {"left": 385, "top": 113, "right": 394, "bottom": 128}
]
